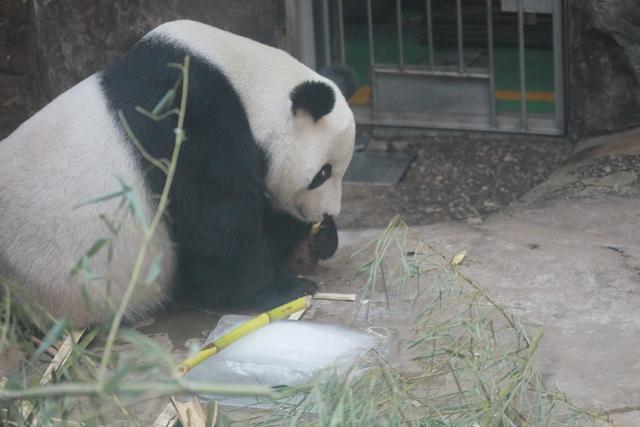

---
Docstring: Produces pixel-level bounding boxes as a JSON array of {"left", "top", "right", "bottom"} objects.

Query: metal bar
[
  {"left": 337, "top": 0, "right": 346, "bottom": 63},
  {"left": 373, "top": 66, "right": 489, "bottom": 80},
  {"left": 296, "top": 0, "right": 317, "bottom": 69},
  {"left": 322, "top": 0, "right": 331, "bottom": 66},
  {"left": 366, "top": 0, "right": 378, "bottom": 118},
  {"left": 518, "top": 0, "right": 527, "bottom": 130},
  {"left": 456, "top": 0, "right": 464, "bottom": 74},
  {"left": 351, "top": 111, "right": 565, "bottom": 135},
  {"left": 425, "top": 0, "right": 434, "bottom": 70},
  {"left": 487, "top": 0, "right": 496, "bottom": 128},
  {"left": 396, "top": 0, "right": 405, "bottom": 69},
  {"left": 552, "top": 0, "right": 565, "bottom": 131}
]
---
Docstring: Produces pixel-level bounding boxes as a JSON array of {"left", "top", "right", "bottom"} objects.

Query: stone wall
[
  {"left": 0, "top": 1, "right": 34, "bottom": 137},
  {"left": 568, "top": 0, "right": 640, "bottom": 139},
  {"left": 0, "top": 0, "right": 286, "bottom": 138}
]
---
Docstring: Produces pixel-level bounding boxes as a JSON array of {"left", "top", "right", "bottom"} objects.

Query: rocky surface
[
  {"left": 325, "top": 129, "right": 640, "bottom": 423},
  {"left": 339, "top": 132, "right": 572, "bottom": 229},
  {"left": 568, "top": 0, "right": 640, "bottom": 138},
  {"left": 29, "top": 0, "right": 286, "bottom": 104},
  {"left": 0, "top": 0, "right": 286, "bottom": 139},
  {"left": 326, "top": 194, "right": 640, "bottom": 424}
]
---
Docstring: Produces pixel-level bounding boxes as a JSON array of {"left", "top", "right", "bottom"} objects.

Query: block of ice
[{"left": 185, "top": 316, "right": 388, "bottom": 406}]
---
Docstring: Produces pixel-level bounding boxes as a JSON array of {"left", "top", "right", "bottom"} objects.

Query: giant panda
[{"left": 0, "top": 20, "right": 355, "bottom": 327}]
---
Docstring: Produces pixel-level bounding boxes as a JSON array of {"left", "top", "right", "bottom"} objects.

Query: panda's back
[
  {"left": 0, "top": 22, "right": 276, "bottom": 326},
  {"left": 0, "top": 74, "right": 174, "bottom": 325},
  {"left": 149, "top": 20, "right": 331, "bottom": 145}
]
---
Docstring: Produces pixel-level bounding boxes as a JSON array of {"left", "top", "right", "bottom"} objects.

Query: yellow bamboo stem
[{"left": 175, "top": 295, "right": 311, "bottom": 376}]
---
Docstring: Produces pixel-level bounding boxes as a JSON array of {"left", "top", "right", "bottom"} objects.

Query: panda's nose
[
  {"left": 323, "top": 183, "right": 342, "bottom": 217},
  {"left": 324, "top": 204, "right": 340, "bottom": 218}
]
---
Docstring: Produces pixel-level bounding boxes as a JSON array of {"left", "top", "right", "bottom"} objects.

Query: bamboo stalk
[
  {"left": 314, "top": 292, "right": 357, "bottom": 301},
  {"left": 30, "top": 336, "right": 58, "bottom": 359},
  {"left": 153, "top": 296, "right": 310, "bottom": 426},
  {"left": 97, "top": 55, "right": 191, "bottom": 383},
  {"left": 175, "top": 295, "right": 311, "bottom": 376},
  {"left": 0, "top": 381, "right": 272, "bottom": 402}
]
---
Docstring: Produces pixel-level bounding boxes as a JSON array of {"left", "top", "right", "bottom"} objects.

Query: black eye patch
[{"left": 308, "top": 163, "right": 332, "bottom": 190}]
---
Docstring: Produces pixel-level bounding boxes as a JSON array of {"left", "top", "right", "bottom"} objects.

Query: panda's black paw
[
  {"left": 310, "top": 215, "right": 338, "bottom": 260},
  {"left": 255, "top": 276, "right": 319, "bottom": 311}
]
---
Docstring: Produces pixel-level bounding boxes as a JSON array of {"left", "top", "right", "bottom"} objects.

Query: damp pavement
[
  {"left": 130, "top": 129, "right": 640, "bottom": 425},
  {"left": 335, "top": 129, "right": 640, "bottom": 424}
]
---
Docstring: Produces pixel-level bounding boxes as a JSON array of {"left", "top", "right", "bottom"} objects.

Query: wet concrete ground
[
  {"left": 137, "top": 129, "right": 640, "bottom": 424},
  {"left": 3, "top": 129, "right": 639, "bottom": 425}
]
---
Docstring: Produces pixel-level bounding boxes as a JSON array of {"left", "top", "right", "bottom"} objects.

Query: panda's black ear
[{"left": 290, "top": 81, "right": 336, "bottom": 122}]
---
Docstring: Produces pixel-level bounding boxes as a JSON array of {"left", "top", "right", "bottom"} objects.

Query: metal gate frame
[{"left": 301, "top": 0, "right": 565, "bottom": 136}]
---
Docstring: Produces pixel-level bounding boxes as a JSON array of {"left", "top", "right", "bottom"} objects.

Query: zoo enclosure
[{"left": 298, "top": 0, "right": 565, "bottom": 135}]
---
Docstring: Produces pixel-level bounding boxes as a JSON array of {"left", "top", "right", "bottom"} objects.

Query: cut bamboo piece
[
  {"left": 10, "top": 330, "right": 86, "bottom": 426},
  {"left": 151, "top": 404, "right": 179, "bottom": 427},
  {"left": 175, "top": 295, "right": 311, "bottom": 376},
  {"left": 154, "top": 296, "right": 311, "bottom": 427},
  {"left": 170, "top": 396, "right": 210, "bottom": 427},
  {"left": 40, "top": 329, "right": 85, "bottom": 386},
  {"left": 288, "top": 308, "right": 307, "bottom": 320},
  {"left": 313, "top": 292, "right": 357, "bottom": 301},
  {"left": 31, "top": 336, "right": 58, "bottom": 359},
  {"left": 310, "top": 222, "right": 322, "bottom": 236}
]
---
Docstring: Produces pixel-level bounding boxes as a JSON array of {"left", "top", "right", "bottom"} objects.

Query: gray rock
[{"left": 568, "top": 0, "right": 640, "bottom": 138}]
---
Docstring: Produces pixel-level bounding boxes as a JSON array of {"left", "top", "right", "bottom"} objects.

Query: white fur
[
  {"left": 153, "top": 21, "right": 356, "bottom": 222},
  {"left": 0, "top": 75, "right": 175, "bottom": 326}
]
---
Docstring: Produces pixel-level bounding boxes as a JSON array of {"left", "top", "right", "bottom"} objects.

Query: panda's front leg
[
  {"left": 264, "top": 208, "right": 339, "bottom": 275},
  {"left": 253, "top": 208, "right": 322, "bottom": 309},
  {"left": 177, "top": 202, "right": 318, "bottom": 312}
]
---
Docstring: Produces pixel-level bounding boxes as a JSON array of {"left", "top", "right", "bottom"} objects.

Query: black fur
[
  {"left": 290, "top": 81, "right": 336, "bottom": 122},
  {"left": 100, "top": 36, "right": 319, "bottom": 310},
  {"left": 310, "top": 215, "right": 338, "bottom": 260}
]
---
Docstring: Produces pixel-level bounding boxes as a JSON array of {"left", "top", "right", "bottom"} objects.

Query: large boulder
[{"left": 568, "top": 0, "right": 640, "bottom": 138}]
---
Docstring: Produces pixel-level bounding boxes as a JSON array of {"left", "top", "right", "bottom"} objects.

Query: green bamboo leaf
[
  {"left": 152, "top": 88, "right": 176, "bottom": 115},
  {"left": 69, "top": 256, "right": 90, "bottom": 278},
  {"left": 85, "top": 238, "right": 108, "bottom": 258},
  {"left": 73, "top": 190, "right": 125, "bottom": 209},
  {"left": 116, "top": 176, "right": 148, "bottom": 231},
  {"left": 144, "top": 254, "right": 163, "bottom": 286}
]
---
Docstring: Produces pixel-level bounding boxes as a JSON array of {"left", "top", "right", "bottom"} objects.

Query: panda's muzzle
[{"left": 297, "top": 205, "right": 325, "bottom": 224}]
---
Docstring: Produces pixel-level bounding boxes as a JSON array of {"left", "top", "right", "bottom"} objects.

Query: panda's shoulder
[{"left": 148, "top": 20, "right": 300, "bottom": 74}]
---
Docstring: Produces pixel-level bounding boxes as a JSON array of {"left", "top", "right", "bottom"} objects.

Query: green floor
[{"left": 343, "top": 24, "right": 556, "bottom": 114}]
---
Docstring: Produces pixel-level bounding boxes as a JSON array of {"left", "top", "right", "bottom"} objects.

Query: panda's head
[{"left": 263, "top": 80, "right": 355, "bottom": 223}]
